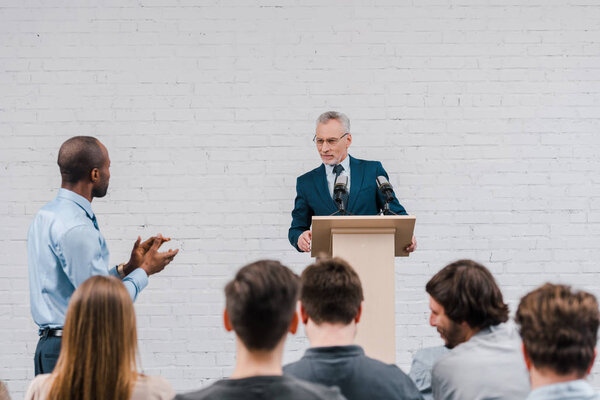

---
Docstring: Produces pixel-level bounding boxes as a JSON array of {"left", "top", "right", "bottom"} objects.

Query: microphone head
[
  {"left": 334, "top": 174, "right": 348, "bottom": 187},
  {"left": 376, "top": 175, "right": 392, "bottom": 189}
]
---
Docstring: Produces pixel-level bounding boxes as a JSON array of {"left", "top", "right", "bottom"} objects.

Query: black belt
[{"left": 39, "top": 328, "right": 63, "bottom": 338}]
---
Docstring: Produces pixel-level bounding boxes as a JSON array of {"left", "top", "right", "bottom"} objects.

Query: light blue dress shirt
[
  {"left": 28, "top": 188, "right": 148, "bottom": 330},
  {"left": 325, "top": 154, "right": 351, "bottom": 198},
  {"left": 527, "top": 380, "right": 600, "bottom": 400}
]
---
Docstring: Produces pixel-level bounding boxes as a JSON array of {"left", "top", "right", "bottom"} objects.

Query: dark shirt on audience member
[
  {"left": 174, "top": 375, "right": 346, "bottom": 400},
  {"left": 284, "top": 345, "right": 424, "bottom": 400}
]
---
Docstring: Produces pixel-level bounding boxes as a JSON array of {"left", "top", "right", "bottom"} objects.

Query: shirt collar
[
  {"left": 528, "top": 380, "right": 595, "bottom": 399},
  {"left": 57, "top": 188, "right": 95, "bottom": 220},
  {"left": 304, "top": 345, "right": 364, "bottom": 359},
  {"left": 324, "top": 154, "right": 351, "bottom": 174}
]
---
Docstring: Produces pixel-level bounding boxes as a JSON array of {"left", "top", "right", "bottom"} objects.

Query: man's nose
[{"left": 429, "top": 314, "right": 436, "bottom": 327}]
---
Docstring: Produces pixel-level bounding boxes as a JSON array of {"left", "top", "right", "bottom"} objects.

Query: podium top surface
[{"left": 311, "top": 215, "right": 416, "bottom": 257}]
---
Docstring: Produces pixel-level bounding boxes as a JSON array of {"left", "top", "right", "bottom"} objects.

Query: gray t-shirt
[
  {"left": 432, "top": 322, "right": 530, "bottom": 400},
  {"left": 284, "top": 345, "right": 423, "bottom": 400},
  {"left": 174, "top": 375, "right": 345, "bottom": 400}
]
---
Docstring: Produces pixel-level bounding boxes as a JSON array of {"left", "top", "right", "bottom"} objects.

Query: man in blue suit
[{"left": 289, "top": 111, "right": 417, "bottom": 253}]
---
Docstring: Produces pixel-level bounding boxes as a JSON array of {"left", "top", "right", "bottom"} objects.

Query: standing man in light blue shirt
[
  {"left": 516, "top": 283, "right": 600, "bottom": 400},
  {"left": 28, "top": 136, "right": 179, "bottom": 375}
]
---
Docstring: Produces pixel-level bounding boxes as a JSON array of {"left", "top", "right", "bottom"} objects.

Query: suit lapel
[
  {"left": 314, "top": 164, "right": 337, "bottom": 213},
  {"left": 347, "top": 156, "right": 365, "bottom": 212}
]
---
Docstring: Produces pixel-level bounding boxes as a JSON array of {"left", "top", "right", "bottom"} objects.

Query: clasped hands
[{"left": 123, "top": 234, "right": 179, "bottom": 276}]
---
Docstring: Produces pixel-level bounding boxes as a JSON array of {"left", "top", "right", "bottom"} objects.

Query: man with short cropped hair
[
  {"left": 176, "top": 260, "right": 346, "bottom": 400},
  {"left": 284, "top": 257, "right": 423, "bottom": 400},
  {"left": 28, "top": 136, "right": 178, "bottom": 375},
  {"left": 426, "top": 259, "right": 529, "bottom": 400},
  {"left": 516, "top": 283, "right": 600, "bottom": 400}
]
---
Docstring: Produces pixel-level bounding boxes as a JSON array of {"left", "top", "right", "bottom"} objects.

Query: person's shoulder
[
  {"left": 350, "top": 156, "right": 386, "bottom": 172},
  {"left": 284, "top": 375, "right": 345, "bottom": 399},
  {"left": 174, "top": 381, "right": 226, "bottom": 400},
  {"left": 360, "top": 355, "right": 420, "bottom": 388},
  {"left": 24, "top": 374, "right": 53, "bottom": 400},
  {"left": 298, "top": 164, "right": 324, "bottom": 181},
  {"left": 132, "top": 375, "right": 175, "bottom": 400},
  {"left": 283, "top": 357, "right": 309, "bottom": 375}
]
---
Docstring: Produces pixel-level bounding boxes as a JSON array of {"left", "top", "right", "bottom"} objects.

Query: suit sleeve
[
  {"left": 288, "top": 177, "right": 313, "bottom": 251},
  {"left": 376, "top": 162, "right": 408, "bottom": 215}
]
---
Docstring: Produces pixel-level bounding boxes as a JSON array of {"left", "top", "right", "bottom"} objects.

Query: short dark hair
[
  {"left": 300, "top": 257, "right": 364, "bottom": 325},
  {"left": 426, "top": 259, "right": 508, "bottom": 330},
  {"left": 57, "top": 136, "right": 106, "bottom": 184},
  {"left": 516, "top": 283, "right": 599, "bottom": 377},
  {"left": 225, "top": 260, "right": 300, "bottom": 351}
]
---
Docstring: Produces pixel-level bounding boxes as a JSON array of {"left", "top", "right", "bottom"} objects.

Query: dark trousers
[{"left": 34, "top": 334, "right": 62, "bottom": 375}]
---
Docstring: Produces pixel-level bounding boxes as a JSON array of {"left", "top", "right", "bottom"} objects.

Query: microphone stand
[
  {"left": 330, "top": 190, "right": 354, "bottom": 216},
  {"left": 380, "top": 199, "right": 399, "bottom": 216}
]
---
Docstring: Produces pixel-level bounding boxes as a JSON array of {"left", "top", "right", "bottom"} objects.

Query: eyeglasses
[{"left": 313, "top": 132, "right": 349, "bottom": 146}]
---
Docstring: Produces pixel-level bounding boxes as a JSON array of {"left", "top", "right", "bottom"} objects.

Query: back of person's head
[
  {"left": 49, "top": 276, "right": 138, "bottom": 400},
  {"left": 300, "top": 257, "right": 363, "bottom": 325},
  {"left": 57, "top": 136, "right": 105, "bottom": 184},
  {"left": 426, "top": 259, "right": 508, "bottom": 330},
  {"left": 225, "top": 260, "right": 300, "bottom": 351},
  {"left": 516, "top": 283, "right": 600, "bottom": 378}
]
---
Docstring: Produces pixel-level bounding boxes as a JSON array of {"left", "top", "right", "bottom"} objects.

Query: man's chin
[
  {"left": 321, "top": 157, "right": 337, "bottom": 165},
  {"left": 92, "top": 188, "right": 109, "bottom": 198}
]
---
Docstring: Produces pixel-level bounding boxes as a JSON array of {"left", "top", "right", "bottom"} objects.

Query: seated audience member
[
  {"left": 175, "top": 260, "right": 346, "bottom": 400},
  {"left": 25, "top": 276, "right": 174, "bottom": 400},
  {"left": 0, "top": 381, "right": 10, "bottom": 400},
  {"left": 427, "top": 259, "right": 530, "bottom": 400},
  {"left": 284, "top": 257, "right": 423, "bottom": 400},
  {"left": 409, "top": 345, "right": 449, "bottom": 400},
  {"left": 516, "top": 283, "right": 600, "bottom": 400}
]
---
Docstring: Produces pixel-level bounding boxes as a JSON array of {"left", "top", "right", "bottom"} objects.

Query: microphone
[
  {"left": 334, "top": 174, "right": 348, "bottom": 214},
  {"left": 376, "top": 175, "right": 395, "bottom": 204}
]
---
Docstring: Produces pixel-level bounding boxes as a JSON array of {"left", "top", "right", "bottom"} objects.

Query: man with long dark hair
[{"left": 426, "top": 259, "right": 529, "bottom": 400}]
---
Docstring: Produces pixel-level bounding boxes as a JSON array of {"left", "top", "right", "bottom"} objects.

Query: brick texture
[{"left": 1, "top": 0, "right": 600, "bottom": 397}]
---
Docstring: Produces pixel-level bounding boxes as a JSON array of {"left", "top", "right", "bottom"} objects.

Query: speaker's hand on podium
[
  {"left": 405, "top": 236, "right": 417, "bottom": 253},
  {"left": 298, "top": 230, "right": 312, "bottom": 252}
]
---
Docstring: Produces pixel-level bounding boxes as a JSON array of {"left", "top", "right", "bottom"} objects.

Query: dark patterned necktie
[{"left": 332, "top": 164, "right": 348, "bottom": 210}]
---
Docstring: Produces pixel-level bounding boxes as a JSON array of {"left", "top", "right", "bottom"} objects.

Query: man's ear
[
  {"left": 90, "top": 167, "right": 99, "bottom": 183},
  {"left": 299, "top": 302, "right": 309, "bottom": 325},
  {"left": 587, "top": 348, "right": 597, "bottom": 375},
  {"left": 346, "top": 133, "right": 352, "bottom": 148},
  {"left": 223, "top": 309, "right": 233, "bottom": 332},
  {"left": 354, "top": 302, "right": 363, "bottom": 324},
  {"left": 521, "top": 342, "right": 532, "bottom": 371},
  {"left": 289, "top": 311, "right": 299, "bottom": 335}
]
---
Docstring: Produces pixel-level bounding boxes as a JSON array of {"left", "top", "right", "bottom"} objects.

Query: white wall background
[{"left": 2, "top": 0, "right": 600, "bottom": 397}]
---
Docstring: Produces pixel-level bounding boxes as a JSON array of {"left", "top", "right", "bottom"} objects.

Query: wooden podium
[{"left": 311, "top": 215, "right": 416, "bottom": 364}]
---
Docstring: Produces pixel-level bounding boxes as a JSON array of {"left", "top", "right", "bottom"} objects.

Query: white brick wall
[{"left": 2, "top": 0, "right": 600, "bottom": 397}]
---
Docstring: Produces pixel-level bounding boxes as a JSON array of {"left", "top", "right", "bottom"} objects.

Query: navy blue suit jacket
[{"left": 288, "top": 156, "right": 407, "bottom": 251}]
